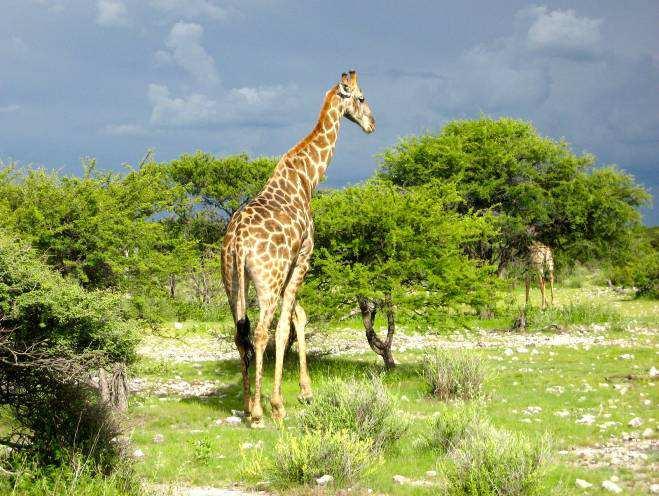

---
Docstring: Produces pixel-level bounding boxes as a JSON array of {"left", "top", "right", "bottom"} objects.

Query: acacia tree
[
  {"left": 0, "top": 160, "right": 187, "bottom": 291},
  {"left": 378, "top": 117, "right": 650, "bottom": 272},
  {"left": 302, "top": 181, "right": 498, "bottom": 368},
  {"left": 166, "top": 151, "right": 276, "bottom": 222}
]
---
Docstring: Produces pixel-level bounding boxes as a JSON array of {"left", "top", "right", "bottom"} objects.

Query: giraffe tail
[{"left": 234, "top": 249, "right": 254, "bottom": 368}]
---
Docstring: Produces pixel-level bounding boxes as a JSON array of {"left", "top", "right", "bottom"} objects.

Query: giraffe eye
[{"left": 357, "top": 96, "right": 365, "bottom": 103}]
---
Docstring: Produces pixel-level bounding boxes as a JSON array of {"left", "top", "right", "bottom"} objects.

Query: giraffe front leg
[
  {"left": 292, "top": 303, "right": 313, "bottom": 403},
  {"left": 250, "top": 299, "right": 276, "bottom": 428},
  {"left": 549, "top": 271, "right": 555, "bottom": 306},
  {"left": 271, "top": 240, "right": 313, "bottom": 419},
  {"left": 538, "top": 273, "right": 547, "bottom": 310}
]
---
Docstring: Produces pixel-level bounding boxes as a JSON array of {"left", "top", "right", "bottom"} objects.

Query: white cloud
[
  {"left": 146, "top": 83, "right": 296, "bottom": 128},
  {"left": 96, "top": 0, "right": 128, "bottom": 27},
  {"left": 0, "top": 104, "right": 21, "bottom": 113},
  {"left": 162, "top": 22, "right": 220, "bottom": 85},
  {"left": 523, "top": 6, "right": 602, "bottom": 59},
  {"left": 148, "top": 84, "right": 220, "bottom": 127},
  {"left": 149, "top": 0, "right": 228, "bottom": 21},
  {"left": 103, "top": 123, "right": 148, "bottom": 136}
]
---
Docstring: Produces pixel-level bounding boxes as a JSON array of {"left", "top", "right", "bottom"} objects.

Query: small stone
[
  {"left": 133, "top": 448, "right": 145, "bottom": 459},
  {"left": 650, "top": 483, "right": 659, "bottom": 494},
  {"left": 575, "top": 479, "right": 592, "bottom": 489},
  {"left": 649, "top": 366, "right": 658, "bottom": 378},
  {"left": 555, "top": 410, "right": 570, "bottom": 418},
  {"left": 504, "top": 348, "right": 514, "bottom": 356},
  {"left": 400, "top": 395, "right": 409, "bottom": 402},
  {"left": 628, "top": 417, "right": 642, "bottom": 428},
  {"left": 174, "top": 322, "right": 183, "bottom": 330},
  {"left": 152, "top": 434, "right": 164, "bottom": 444},
  {"left": 643, "top": 399, "right": 652, "bottom": 406},
  {"left": 642, "top": 427, "right": 654, "bottom": 438},
  {"left": 619, "top": 353, "right": 633, "bottom": 360},
  {"left": 242, "top": 442, "right": 255, "bottom": 449},
  {"left": 610, "top": 476, "right": 619, "bottom": 483},
  {"left": 316, "top": 474, "right": 334, "bottom": 486},
  {"left": 225, "top": 416, "right": 242, "bottom": 425},
  {"left": 393, "top": 475, "right": 409, "bottom": 485},
  {"left": 546, "top": 385, "right": 564, "bottom": 395},
  {"left": 601, "top": 480, "right": 622, "bottom": 493},
  {"left": 576, "top": 414, "right": 596, "bottom": 425},
  {"left": 426, "top": 470, "right": 437, "bottom": 478},
  {"left": 213, "top": 418, "right": 223, "bottom": 425}
]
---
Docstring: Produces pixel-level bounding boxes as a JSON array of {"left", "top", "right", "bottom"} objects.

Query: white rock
[
  {"left": 650, "top": 483, "right": 659, "bottom": 494},
  {"left": 316, "top": 474, "right": 334, "bottom": 486},
  {"left": 643, "top": 399, "right": 652, "bottom": 406},
  {"left": 601, "top": 480, "right": 622, "bottom": 493},
  {"left": 174, "top": 322, "right": 183, "bottom": 330},
  {"left": 650, "top": 366, "right": 658, "bottom": 378},
  {"left": 426, "top": 470, "right": 437, "bottom": 478},
  {"left": 152, "top": 434, "right": 164, "bottom": 444},
  {"left": 575, "top": 479, "right": 592, "bottom": 489},
  {"left": 619, "top": 353, "right": 633, "bottom": 360},
  {"left": 393, "top": 475, "right": 409, "bottom": 485},
  {"left": 628, "top": 417, "right": 642, "bottom": 428},
  {"left": 523, "top": 406, "right": 542, "bottom": 415},
  {"left": 504, "top": 348, "right": 514, "bottom": 356},
  {"left": 213, "top": 418, "right": 223, "bottom": 426},
  {"left": 133, "top": 448, "right": 145, "bottom": 458},
  {"left": 642, "top": 427, "right": 654, "bottom": 438},
  {"left": 576, "top": 414, "right": 596, "bottom": 425},
  {"left": 241, "top": 442, "right": 255, "bottom": 449},
  {"left": 225, "top": 416, "right": 242, "bottom": 425},
  {"left": 555, "top": 410, "right": 570, "bottom": 418}
]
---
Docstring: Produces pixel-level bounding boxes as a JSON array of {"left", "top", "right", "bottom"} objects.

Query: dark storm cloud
[{"left": 1, "top": 0, "right": 657, "bottom": 222}]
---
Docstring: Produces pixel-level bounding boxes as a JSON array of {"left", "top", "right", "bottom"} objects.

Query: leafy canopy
[{"left": 378, "top": 117, "right": 650, "bottom": 268}]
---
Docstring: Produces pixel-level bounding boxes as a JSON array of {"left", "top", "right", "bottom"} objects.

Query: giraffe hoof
[
  {"left": 297, "top": 393, "right": 313, "bottom": 404},
  {"left": 250, "top": 418, "right": 266, "bottom": 429}
]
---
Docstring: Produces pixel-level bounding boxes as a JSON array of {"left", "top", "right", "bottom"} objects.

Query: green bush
[
  {"left": 421, "top": 405, "right": 486, "bottom": 453},
  {"left": 443, "top": 422, "right": 549, "bottom": 496},
  {"left": 298, "top": 376, "right": 409, "bottom": 452},
  {"left": 422, "top": 351, "right": 485, "bottom": 401},
  {"left": 0, "top": 237, "right": 138, "bottom": 363},
  {"left": 265, "top": 430, "right": 375, "bottom": 488},
  {"left": 0, "top": 235, "right": 138, "bottom": 468}
]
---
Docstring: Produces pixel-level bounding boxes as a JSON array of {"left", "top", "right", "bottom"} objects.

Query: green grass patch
[
  {"left": 422, "top": 350, "right": 486, "bottom": 400},
  {"left": 298, "top": 375, "right": 409, "bottom": 453}
]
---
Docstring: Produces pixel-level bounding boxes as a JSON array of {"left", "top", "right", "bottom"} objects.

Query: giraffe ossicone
[{"left": 221, "top": 70, "right": 375, "bottom": 426}]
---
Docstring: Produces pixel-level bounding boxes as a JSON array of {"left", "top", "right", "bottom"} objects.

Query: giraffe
[
  {"left": 221, "top": 70, "right": 375, "bottom": 427},
  {"left": 524, "top": 241, "right": 555, "bottom": 309}
]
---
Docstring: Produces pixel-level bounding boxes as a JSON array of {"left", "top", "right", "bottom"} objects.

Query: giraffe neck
[{"left": 280, "top": 86, "right": 343, "bottom": 197}]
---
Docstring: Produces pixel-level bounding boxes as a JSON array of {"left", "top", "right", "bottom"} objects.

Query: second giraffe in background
[{"left": 525, "top": 241, "right": 555, "bottom": 309}]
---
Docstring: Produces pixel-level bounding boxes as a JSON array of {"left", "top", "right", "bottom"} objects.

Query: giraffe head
[{"left": 337, "top": 70, "right": 375, "bottom": 133}]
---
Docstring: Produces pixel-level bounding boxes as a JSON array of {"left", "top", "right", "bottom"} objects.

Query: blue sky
[{"left": 1, "top": 0, "right": 657, "bottom": 223}]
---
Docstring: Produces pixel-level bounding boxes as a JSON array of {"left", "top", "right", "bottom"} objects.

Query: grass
[
  {"left": 245, "top": 430, "right": 376, "bottom": 488},
  {"left": 8, "top": 282, "right": 654, "bottom": 494},
  {"left": 0, "top": 455, "right": 139, "bottom": 496},
  {"left": 421, "top": 351, "right": 486, "bottom": 400},
  {"left": 441, "top": 421, "right": 550, "bottom": 496},
  {"left": 298, "top": 375, "right": 409, "bottom": 453}
]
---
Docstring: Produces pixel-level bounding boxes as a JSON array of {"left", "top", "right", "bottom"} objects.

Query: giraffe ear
[
  {"left": 338, "top": 73, "right": 352, "bottom": 97},
  {"left": 348, "top": 70, "right": 357, "bottom": 87}
]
